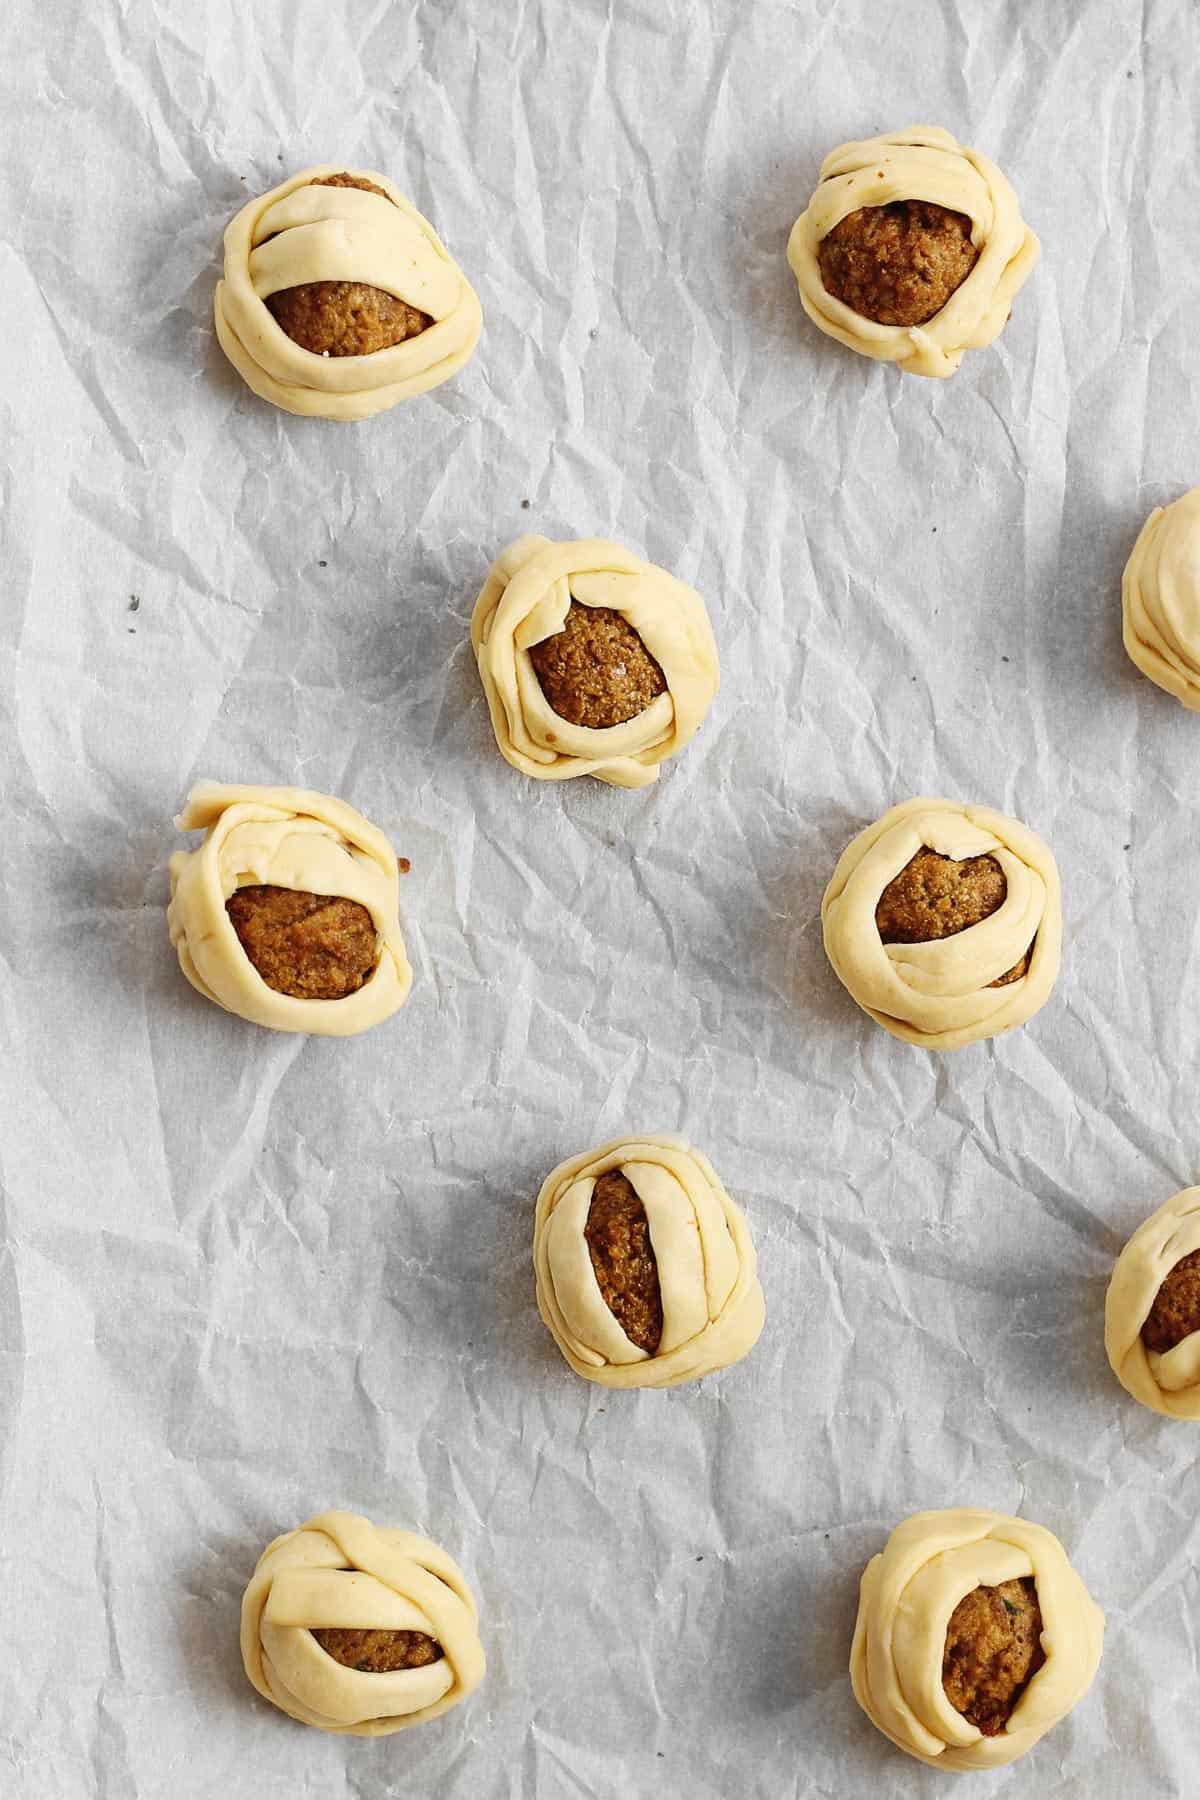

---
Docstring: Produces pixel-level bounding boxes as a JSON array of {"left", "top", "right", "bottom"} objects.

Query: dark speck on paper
[
  {"left": 318, "top": 559, "right": 328, "bottom": 567},
  {"left": 1002, "top": 655, "right": 1010, "bottom": 663},
  {"left": 129, "top": 594, "right": 140, "bottom": 611},
  {"left": 398, "top": 857, "right": 411, "bottom": 874},
  {"left": 521, "top": 499, "right": 531, "bottom": 510}
]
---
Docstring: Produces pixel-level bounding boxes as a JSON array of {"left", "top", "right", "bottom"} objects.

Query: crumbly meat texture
[
  {"left": 942, "top": 1577, "right": 1045, "bottom": 1737},
  {"left": 311, "top": 1627, "right": 443, "bottom": 1673},
  {"left": 875, "top": 848, "right": 1031, "bottom": 987},
  {"left": 1142, "top": 1249, "right": 1200, "bottom": 1353},
  {"left": 226, "top": 884, "right": 378, "bottom": 1001},
  {"left": 584, "top": 1170, "right": 664, "bottom": 1354},
  {"left": 527, "top": 601, "right": 667, "bottom": 730},
  {"left": 265, "top": 172, "right": 433, "bottom": 356},
  {"left": 818, "top": 199, "right": 979, "bottom": 327}
]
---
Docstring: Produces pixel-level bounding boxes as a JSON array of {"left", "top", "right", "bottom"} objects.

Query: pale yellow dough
[
  {"left": 471, "top": 535, "right": 720, "bottom": 789},
  {"left": 1105, "top": 1186, "right": 1200, "bottom": 1418},
  {"left": 786, "top": 126, "right": 1039, "bottom": 379},
  {"left": 851, "top": 1509, "right": 1103, "bottom": 1773},
  {"left": 167, "top": 781, "right": 412, "bottom": 1036},
  {"left": 1122, "top": 487, "right": 1200, "bottom": 708},
  {"left": 822, "top": 797, "right": 1061, "bottom": 1051},
  {"left": 240, "top": 1510, "right": 485, "bottom": 1735},
  {"left": 214, "top": 165, "right": 481, "bottom": 420},
  {"left": 533, "top": 1133, "right": 765, "bottom": 1388}
]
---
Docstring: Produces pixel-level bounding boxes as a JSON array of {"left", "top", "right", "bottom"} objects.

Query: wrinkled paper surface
[{"left": 3, "top": 1, "right": 1200, "bottom": 1795}]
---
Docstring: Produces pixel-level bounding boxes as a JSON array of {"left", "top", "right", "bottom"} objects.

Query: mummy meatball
[
  {"left": 1105, "top": 1186, "right": 1200, "bottom": 1418},
  {"left": 240, "top": 1511, "right": 485, "bottom": 1735},
  {"left": 471, "top": 535, "right": 720, "bottom": 789},
  {"left": 1122, "top": 487, "right": 1200, "bottom": 708},
  {"left": 821, "top": 797, "right": 1061, "bottom": 1050},
  {"left": 167, "top": 782, "right": 411, "bottom": 1035},
  {"left": 533, "top": 1134, "right": 765, "bottom": 1387},
  {"left": 214, "top": 165, "right": 481, "bottom": 419},
  {"left": 851, "top": 1509, "right": 1103, "bottom": 1771},
  {"left": 787, "top": 126, "right": 1039, "bottom": 378}
]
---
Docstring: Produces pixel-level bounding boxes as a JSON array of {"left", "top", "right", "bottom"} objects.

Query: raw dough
[
  {"left": 822, "top": 797, "right": 1061, "bottom": 1051},
  {"left": 533, "top": 1133, "right": 765, "bottom": 1387},
  {"left": 850, "top": 1509, "right": 1103, "bottom": 1772},
  {"left": 214, "top": 165, "right": 481, "bottom": 420},
  {"left": 471, "top": 535, "right": 720, "bottom": 789},
  {"left": 167, "top": 781, "right": 412, "bottom": 1036},
  {"left": 240, "top": 1510, "right": 485, "bottom": 1735},
  {"left": 1105, "top": 1186, "right": 1200, "bottom": 1418},
  {"left": 786, "top": 126, "right": 1039, "bottom": 379},
  {"left": 1122, "top": 487, "right": 1200, "bottom": 708}
]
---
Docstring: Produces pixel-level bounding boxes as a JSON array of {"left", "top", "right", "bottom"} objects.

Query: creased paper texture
[{"left": 2, "top": 1, "right": 1199, "bottom": 1796}]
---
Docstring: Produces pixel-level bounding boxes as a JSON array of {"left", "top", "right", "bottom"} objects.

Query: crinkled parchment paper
[{"left": 2, "top": 1, "right": 1200, "bottom": 1795}]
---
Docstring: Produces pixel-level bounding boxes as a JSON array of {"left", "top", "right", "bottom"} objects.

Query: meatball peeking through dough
[
  {"left": 822, "top": 797, "right": 1061, "bottom": 1051},
  {"left": 1106, "top": 1186, "right": 1200, "bottom": 1418},
  {"left": 240, "top": 1510, "right": 485, "bottom": 1735},
  {"left": 941, "top": 1578, "right": 1045, "bottom": 1737},
  {"left": 265, "top": 173, "right": 433, "bottom": 356},
  {"left": 787, "top": 125, "right": 1039, "bottom": 378},
  {"left": 874, "top": 847, "right": 1032, "bottom": 986},
  {"left": 818, "top": 199, "right": 980, "bottom": 328},
  {"left": 214, "top": 163, "right": 481, "bottom": 419},
  {"left": 168, "top": 781, "right": 412, "bottom": 1036},
  {"left": 850, "top": 1509, "right": 1102, "bottom": 1772},
  {"left": 533, "top": 1133, "right": 764, "bottom": 1388},
  {"left": 471, "top": 535, "right": 719, "bottom": 789}
]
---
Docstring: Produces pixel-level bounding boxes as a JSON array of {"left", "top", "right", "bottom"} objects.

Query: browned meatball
[
  {"left": 311, "top": 1627, "right": 443, "bottom": 1673},
  {"left": 584, "top": 1170, "right": 663, "bottom": 1354},
  {"left": 1142, "top": 1249, "right": 1200, "bottom": 1353},
  {"left": 226, "top": 885, "right": 378, "bottom": 1001},
  {"left": 527, "top": 603, "right": 667, "bottom": 730},
  {"left": 942, "top": 1577, "right": 1045, "bottom": 1736},
  {"left": 266, "top": 172, "right": 433, "bottom": 356},
  {"left": 818, "top": 199, "right": 979, "bottom": 327},
  {"left": 874, "top": 848, "right": 1031, "bottom": 988}
]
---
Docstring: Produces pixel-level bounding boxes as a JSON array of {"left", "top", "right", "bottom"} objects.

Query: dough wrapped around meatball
[
  {"left": 241, "top": 1510, "right": 485, "bottom": 1735},
  {"left": 851, "top": 1509, "right": 1103, "bottom": 1773},
  {"left": 214, "top": 165, "right": 481, "bottom": 419},
  {"left": 471, "top": 535, "right": 720, "bottom": 789},
  {"left": 1105, "top": 1186, "right": 1200, "bottom": 1419},
  {"left": 786, "top": 126, "right": 1039, "bottom": 379},
  {"left": 822, "top": 797, "right": 1061, "bottom": 1051},
  {"left": 1122, "top": 487, "right": 1200, "bottom": 709},
  {"left": 168, "top": 781, "right": 411, "bottom": 1036},
  {"left": 533, "top": 1134, "right": 765, "bottom": 1388}
]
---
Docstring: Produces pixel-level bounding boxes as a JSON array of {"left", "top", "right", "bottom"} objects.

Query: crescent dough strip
[
  {"left": 850, "top": 1509, "right": 1104, "bottom": 1771},
  {"left": 241, "top": 1510, "right": 485, "bottom": 1735},
  {"left": 214, "top": 165, "right": 482, "bottom": 420},
  {"left": 471, "top": 535, "right": 720, "bottom": 789},
  {"left": 786, "top": 125, "right": 1039, "bottom": 378},
  {"left": 1122, "top": 488, "right": 1200, "bottom": 708},
  {"left": 1105, "top": 1186, "right": 1200, "bottom": 1418},
  {"left": 167, "top": 780, "right": 412, "bottom": 1036},
  {"left": 821, "top": 797, "right": 1062, "bottom": 1051},
  {"left": 533, "top": 1133, "right": 765, "bottom": 1388}
]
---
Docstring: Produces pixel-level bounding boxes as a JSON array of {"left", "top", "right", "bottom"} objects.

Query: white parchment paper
[{"left": 3, "top": 1, "right": 1200, "bottom": 1795}]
